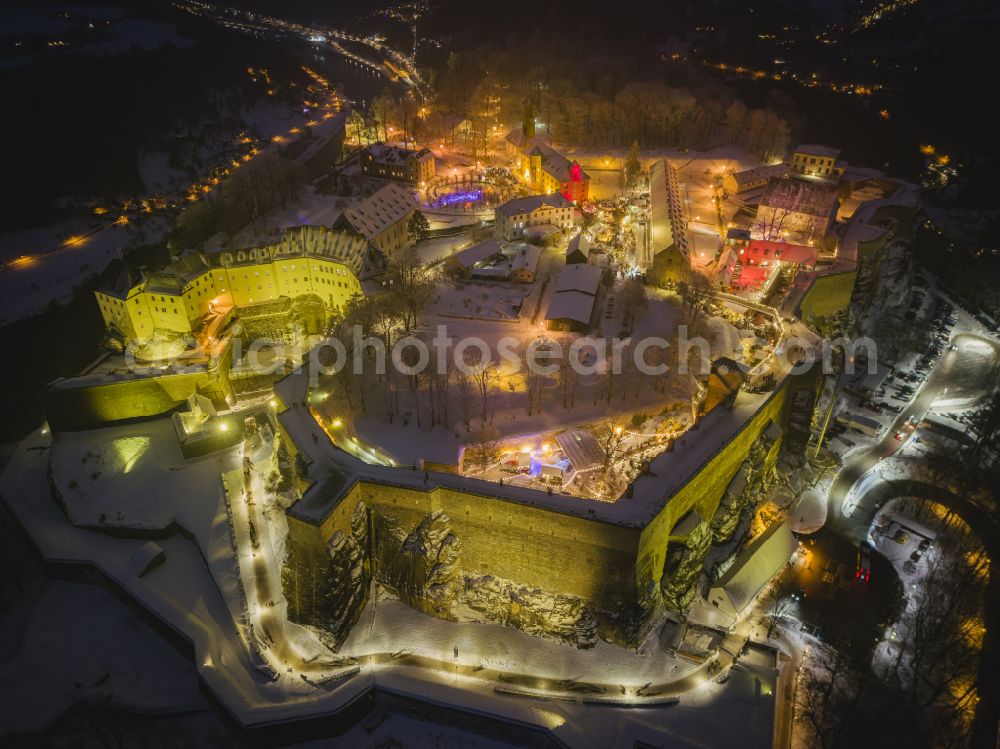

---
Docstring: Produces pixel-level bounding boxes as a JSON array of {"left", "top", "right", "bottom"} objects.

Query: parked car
[{"left": 919, "top": 538, "right": 933, "bottom": 552}]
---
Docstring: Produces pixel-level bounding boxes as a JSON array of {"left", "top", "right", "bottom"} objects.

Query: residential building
[
  {"left": 336, "top": 182, "right": 417, "bottom": 256},
  {"left": 510, "top": 244, "right": 541, "bottom": 283},
  {"left": 545, "top": 263, "right": 603, "bottom": 332},
  {"left": 722, "top": 163, "right": 790, "bottom": 194},
  {"left": 494, "top": 194, "right": 574, "bottom": 241},
  {"left": 790, "top": 144, "right": 846, "bottom": 179},
  {"left": 360, "top": 143, "right": 435, "bottom": 184}
]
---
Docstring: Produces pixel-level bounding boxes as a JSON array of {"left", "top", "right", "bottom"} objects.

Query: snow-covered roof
[
  {"left": 711, "top": 521, "right": 796, "bottom": 616},
  {"left": 340, "top": 183, "right": 417, "bottom": 241},
  {"left": 760, "top": 177, "right": 839, "bottom": 218},
  {"left": 212, "top": 225, "right": 369, "bottom": 276},
  {"left": 533, "top": 142, "right": 590, "bottom": 183},
  {"left": 545, "top": 290, "right": 595, "bottom": 325},
  {"left": 554, "top": 263, "right": 602, "bottom": 296},
  {"left": 523, "top": 223, "right": 559, "bottom": 239},
  {"left": 567, "top": 232, "right": 591, "bottom": 260},
  {"left": 649, "top": 159, "right": 689, "bottom": 258},
  {"left": 556, "top": 429, "right": 604, "bottom": 472},
  {"left": 728, "top": 163, "right": 789, "bottom": 188},
  {"left": 510, "top": 244, "right": 541, "bottom": 274},
  {"left": 495, "top": 194, "right": 572, "bottom": 218},
  {"left": 450, "top": 239, "right": 502, "bottom": 269},
  {"left": 794, "top": 144, "right": 841, "bottom": 159},
  {"left": 364, "top": 142, "right": 432, "bottom": 164}
]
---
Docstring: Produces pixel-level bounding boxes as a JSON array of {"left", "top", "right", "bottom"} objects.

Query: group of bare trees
[
  {"left": 174, "top": 153, "right": 305, "bottom": 248},
  {"left": 426, "top": 41, "right": 792, "bottom": 157},
  {"left": 797, "top": 512, "right": 988, "bottom": 749}
]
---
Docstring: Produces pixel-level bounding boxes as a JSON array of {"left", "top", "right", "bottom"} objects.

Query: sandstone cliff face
[
  {"left": 281, "top": 501, "right": 370, "bottom": 649},
  {"left": 375, "top": 509, "right": 462, "bottom": 620},
  {"left": 710, "top": 423, "right": 782, "bottom": 544},
  {"left": 374, "top": 509, "right": 599, "bottom": 648},
  {"left": 461, "top": 575, "right": 599, "bottom": 648},
  {"left": 660, "top": 519, "right": 713, "bottom": 612}
]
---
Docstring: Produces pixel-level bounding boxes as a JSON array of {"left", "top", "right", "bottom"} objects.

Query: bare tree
[
  {"left": 598, "top": 418, "right": 628, "bottom": 485},
  {"left": 465, "top": 425, "right": 502, "bottom": 472},
  {"left": 617, "top": 278, "right": 648, "bottom": 332}
]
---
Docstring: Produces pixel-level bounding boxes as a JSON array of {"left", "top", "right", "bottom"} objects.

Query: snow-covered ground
[
  {"left": 51, "top": 419, "right": 227, "bottom": 530},
  {"left": 0, "top": 581, "right": 203, "bottom": 735},
  {"left": 0, "top": 217, "right": 170, "bottom": 324},
  {"left": 2, "top": 421, "right": 780, "bottom": 748}
]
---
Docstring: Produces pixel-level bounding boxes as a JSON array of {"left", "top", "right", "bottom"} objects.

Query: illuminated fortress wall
[
  {"left": 285, "top": 479, "right": 641, "bottom": 647},
  {"left": 282, "top": 371, "right": 817, "bottom": 648},
  {"left": 634, "top": 381, "right": 792, "bottom": 615},
  {"left": 44, "top": 368, "right": 225, "bottom": 431}
]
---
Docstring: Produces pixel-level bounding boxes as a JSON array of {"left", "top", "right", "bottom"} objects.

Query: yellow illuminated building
[{"left": 95, "top": 226, "right": 367, "bottom": 346}]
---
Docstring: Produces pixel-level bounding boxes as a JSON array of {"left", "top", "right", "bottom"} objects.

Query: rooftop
[
  {"left": 554, "top": 263, "right": 602, "bottom": 296},
  {"left": 450, "top": 239, "right": 503, "bottom": 269},
  {"left": 510, "top": 244, "right": 541, "bottom": 274},
  {"left": 711, "top": 521, "right": 796, "bottom": 615},
  {"left": 728, "top": 163, "right": 790, "bottom": 187},
  {"left": 760, "top": 177, "right": 839, "bottom": 218},
  {"left": 339, "top": 183, "right": 417, "bottom": 241},
  {"left": 495, "top": 193, "right": 572, "bottom": 218},
  {"left": 794, "top": 144, "right": 841, "bottom": 159},
  {"left": 545, "top": 290, "right": 595, "bottom": 325},
  {"left": 567, "top": 232, "right": 591, "bottom": 260},
  {"left": 364, "top": 142, "right": 432, "bottom": 164},
  {"left": 97, "top": 226, "right": 369, "bottom": 299}
]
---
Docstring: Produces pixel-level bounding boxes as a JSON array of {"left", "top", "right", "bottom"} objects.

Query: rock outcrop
[
  {"left": 375, "top": 509, "right": 598, "bottom": 648},
  {"left": 376, "top": 509, "right": 461, "bottom": 620},
  {"left": 660, "top": 518, "right": 713, "bottom": 612},
  {"left": 281, "top": 501, "right": 370, "bottom": 649}
]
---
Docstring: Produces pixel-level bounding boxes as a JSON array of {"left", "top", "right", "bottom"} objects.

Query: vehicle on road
[{"left": 856, "top": 545, "right": 872, "bottom": 583}]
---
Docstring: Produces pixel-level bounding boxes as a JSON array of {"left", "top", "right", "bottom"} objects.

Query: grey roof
[
  {"left": 712, "top": 521, "right": 796, "bottom": 615},
  {"left": 496, "top": 194, "right": 572, "bottom": 218},
  {"left": 554, "top": 263, "right": 602, "bottom": 296},
  {"left": 95, "top": 259, "right": 145, "bottom": 299},
  {"left": 364, "top": 142, "right": 432, "bottom": 164},
  {"left": 567, "top": 232, "right": 591, "bottom": 260},
  {"left": 511, "top": 244, "right": 541, "bottom": 274},
  {"left": 545, "top": 290, "right": 595, "bottom": 325},
  {"left": 729, "top": 163, "right": 790, "bottom": 188},
  {"left": 556, "top": 429, "right": 604, "bottom": 472},
  {"left": 340, "top": 183, "right": 417, "bottom": 240},
  {"left": 450, "top": 239, "right": 503, "bottom": 269}
]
